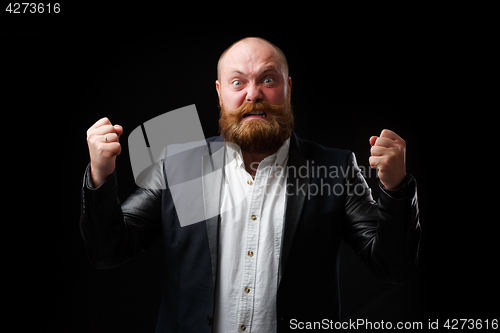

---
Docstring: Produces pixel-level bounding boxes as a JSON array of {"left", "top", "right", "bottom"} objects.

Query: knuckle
[
  {"left": 89, "top": 134, "right": 100, "bottom": 145},
  {"left": 86, "top": 128, "right": 95, "bottom": 140},
  {"left": 393, "top": 145, "right": 404, "bottom": 155},
  {"left": 107, "top": 125, "right": 117, "bottom": 134}
]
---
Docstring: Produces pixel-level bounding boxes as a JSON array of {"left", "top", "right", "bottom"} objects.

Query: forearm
[
  {"left": 342, "top": 153, "right": 421, "bottom": 283},
  {"left": 79, "top": 163, "right": 161, "bottom": 269},
  {"left": 373, "top": 177, "right": 421, "bottom": 282}
]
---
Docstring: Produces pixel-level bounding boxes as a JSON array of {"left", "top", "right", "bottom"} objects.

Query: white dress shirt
[{"left": 213, "top": 139, "right": 290, "bottom": 333}]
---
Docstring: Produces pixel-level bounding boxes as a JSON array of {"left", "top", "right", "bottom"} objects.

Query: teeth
[{"left": 244, "top": 110, "right": 266, "bottom": 117}]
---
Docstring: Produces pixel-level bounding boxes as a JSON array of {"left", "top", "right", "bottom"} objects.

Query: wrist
[
  {"left": 90, "top": 163, "right": 113, "bottom": 188},
  {"left": 379, "top": 174, "right": 414, "bottom": 199}
]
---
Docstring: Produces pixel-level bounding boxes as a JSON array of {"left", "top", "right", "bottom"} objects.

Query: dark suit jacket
[{"left": 80, "top": 132, "right": 421, "bottom": 332}]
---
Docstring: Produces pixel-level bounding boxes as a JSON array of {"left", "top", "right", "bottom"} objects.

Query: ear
[
  {"left": 287, "top": 76, "right": 292, "bottom": 90},
  {"left": 216, "top": 80, "right": 223, "bottom": 107}
]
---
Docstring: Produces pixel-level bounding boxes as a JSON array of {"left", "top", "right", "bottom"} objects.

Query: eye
[
  {"left": 232, "top": 80, "right": 242, "bottom": 87},
  {"left": 263, "top": 77, "right": 274, "bottom": 84}
]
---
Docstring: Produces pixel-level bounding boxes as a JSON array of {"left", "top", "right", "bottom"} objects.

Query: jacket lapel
[
  {"left": 201, "top": 137, "right": 226, "bottom": 287},
  {"left": 278, "top": 132, "right": 310, "bottom": 286}
]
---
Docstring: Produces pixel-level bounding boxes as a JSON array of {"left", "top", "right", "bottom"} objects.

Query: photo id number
[{"left": 6, "top": 3, "right": 60, "bottom": 13}]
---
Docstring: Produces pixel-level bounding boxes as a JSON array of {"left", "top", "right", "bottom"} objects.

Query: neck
[{"left": 242, "top": 151, "right": 273, "bottom": 178}]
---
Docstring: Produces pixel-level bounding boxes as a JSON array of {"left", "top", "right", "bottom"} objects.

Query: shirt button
[
  {"left": 247, "top": 180, "right": 253, "bottom": 185},
  {"left": 251, "top": 215, "right": 257, "bottom": 220},
  {"left": 241, "top": 325, "right": 246, "bottom": 331},
  {"left": 248, "top": 251, "right": 254, "bottom": 257},
  {"left": 244, "top": 287, "right": 250, "bottom": 293}
]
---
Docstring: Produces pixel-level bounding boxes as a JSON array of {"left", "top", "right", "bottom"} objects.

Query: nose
[{"left": 245, "top": 83, "right": 263, "bottom": 103}]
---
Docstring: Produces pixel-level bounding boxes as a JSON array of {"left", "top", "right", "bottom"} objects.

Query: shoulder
[
  {"left": 302, "top": 138, "right": 351, "bottom": 156},
  {"left": 291, "top": 132, "right": 352, "bottom": 165}
]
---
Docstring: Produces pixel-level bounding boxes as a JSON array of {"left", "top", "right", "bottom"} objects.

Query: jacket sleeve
[
  {"left": 79, "top": 163, "right": 162, "bottom": 269},
  {"left": 341, "top": 153, "right": 421, "bottom": 283}
]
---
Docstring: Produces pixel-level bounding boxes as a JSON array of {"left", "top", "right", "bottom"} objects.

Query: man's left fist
[{"left": 369, "top": 129, "right": 406, "bottom": 190}]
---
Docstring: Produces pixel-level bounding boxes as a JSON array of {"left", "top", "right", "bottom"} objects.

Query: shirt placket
[{"left": 236, "top": 158, "right": 274, "bottom": 332}]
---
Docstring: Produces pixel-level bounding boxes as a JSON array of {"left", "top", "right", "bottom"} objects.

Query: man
[{"left": 81, "top": 37, "right": 420, "bottom": 332}]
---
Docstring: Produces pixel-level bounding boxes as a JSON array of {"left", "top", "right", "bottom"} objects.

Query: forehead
[{"left": 221, "top": 41, "right": 285, "bottom": 78}]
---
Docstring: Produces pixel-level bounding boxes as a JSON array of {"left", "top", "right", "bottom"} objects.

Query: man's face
[{"left": 216, "top": 39, "right": 293, "bottom": 154}]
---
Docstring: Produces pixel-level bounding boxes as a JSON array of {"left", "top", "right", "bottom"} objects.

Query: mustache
[{"left": 230, "top": 101, "right": 287, "bottom": 120}]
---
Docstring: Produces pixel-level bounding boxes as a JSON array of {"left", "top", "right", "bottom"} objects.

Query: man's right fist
[{"left": 86, "top": 117, "right": 123, "bottom": 187}]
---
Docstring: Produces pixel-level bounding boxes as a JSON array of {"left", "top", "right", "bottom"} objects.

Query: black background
[{"left": 3, "top": 4, "right": 496, "bottom": 332}]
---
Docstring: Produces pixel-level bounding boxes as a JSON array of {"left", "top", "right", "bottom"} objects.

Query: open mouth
[{"left": 243, "top": 110, "right": 267, "bottom": 119}]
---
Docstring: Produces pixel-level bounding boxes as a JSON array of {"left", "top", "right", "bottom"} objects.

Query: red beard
[{"left": 219, "top": 100, "right": 294, "bottom": 154}]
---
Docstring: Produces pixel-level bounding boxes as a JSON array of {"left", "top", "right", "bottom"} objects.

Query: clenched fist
[
  {"left": 86, "top": 117, "right": 123, "bottom": 187},
  {"left": 369, "top": 129, "right": 406, "bottom": 190}
]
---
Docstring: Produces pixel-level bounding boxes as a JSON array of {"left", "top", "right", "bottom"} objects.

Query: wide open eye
[{"left": 232, "top": 80, "right": 242, "bottom": 87}]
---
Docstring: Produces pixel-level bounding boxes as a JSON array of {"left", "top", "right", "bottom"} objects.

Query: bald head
[{"left": 217, "top": 37, "right": 289, "bottom": 81}]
